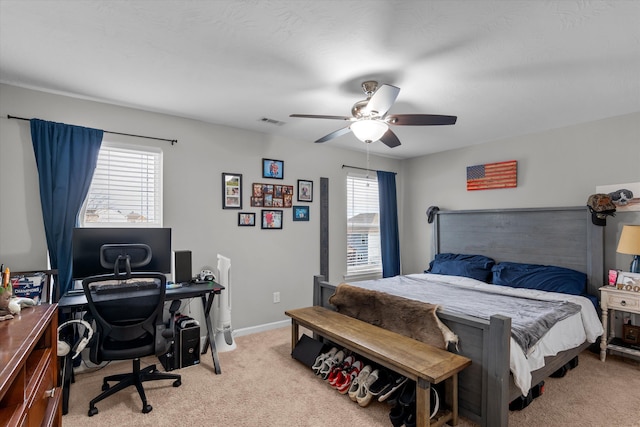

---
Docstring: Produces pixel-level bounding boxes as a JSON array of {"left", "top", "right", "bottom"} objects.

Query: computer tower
[{"left": 176, "top": 318, "right": 200, "bottom": 368}]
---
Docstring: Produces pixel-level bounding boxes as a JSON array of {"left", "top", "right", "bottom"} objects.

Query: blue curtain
[
  {"left": 30, "top": 119, "right": 103, "bottom": 299},
  {"left": 377, "top": 170, "right": 400, "bottom": 277}
]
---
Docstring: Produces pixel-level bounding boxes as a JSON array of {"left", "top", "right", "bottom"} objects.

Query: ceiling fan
[{"left": 290, "top": 81, "right": 457, "bottom": 148}]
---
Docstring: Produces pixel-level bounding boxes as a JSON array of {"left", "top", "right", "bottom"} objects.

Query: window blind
[
  {"left": 346, "top": 173, "right": 381, "bottom": 276},
  {"left": 81, "top": 144, "right": 163, "bottom": 227}
]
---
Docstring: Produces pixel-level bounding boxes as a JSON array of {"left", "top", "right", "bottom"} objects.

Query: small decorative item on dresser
[{"left": 616, "top": 271, "right": 640, "bottom": 292}]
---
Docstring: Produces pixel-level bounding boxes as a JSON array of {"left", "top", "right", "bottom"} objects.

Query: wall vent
[{"left": 259, "top": 117, "right": 285, "bottom": 126}]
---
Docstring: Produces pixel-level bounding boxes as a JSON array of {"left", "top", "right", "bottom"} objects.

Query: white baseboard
[{"left": 199, "top": 319, "right": 290, "bottom": 349}]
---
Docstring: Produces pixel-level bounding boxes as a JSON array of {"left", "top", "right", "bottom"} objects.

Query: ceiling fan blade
[
  {"left": 387, "top": 114, "right": 457, "bottom": 126},
  {"left": 315, "top": 126, "right": 352, "bottom": 143},
  {"left": 290, "top": 114, "right": 352, "bottom": 121},
  {"left": 362, "top": 84, "right": 400, "bottom": 117},
  {"left": 380, "top": 129, "right": 401, "bottom": 148}
]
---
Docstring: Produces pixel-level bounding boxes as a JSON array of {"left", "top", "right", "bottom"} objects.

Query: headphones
[{"left": 58, "top": 319, "right": 93, "bottom": 359}]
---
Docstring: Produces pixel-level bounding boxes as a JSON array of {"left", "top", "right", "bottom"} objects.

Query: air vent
[{"left": 259, "top": 117, "right": 285, "bottom": 126}]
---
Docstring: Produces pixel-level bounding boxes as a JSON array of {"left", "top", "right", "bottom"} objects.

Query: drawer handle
[
  {"left": 621, "top": 300, "right": 627, "bottom": 306},
  {"left": 44, "top": 388, "right": 55, "bottom": 398}
]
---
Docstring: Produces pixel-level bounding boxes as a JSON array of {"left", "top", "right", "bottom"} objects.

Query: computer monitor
[{"left": 72, "top": 227, "right": 172, "bottom": 280}]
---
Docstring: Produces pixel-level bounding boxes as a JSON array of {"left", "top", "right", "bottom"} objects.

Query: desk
[{"left": 57, "top": 282, "right": 223, "bottom": 413}]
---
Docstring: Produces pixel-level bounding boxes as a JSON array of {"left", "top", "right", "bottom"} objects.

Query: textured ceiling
[{"left": 1, "top": 1, "right": 639, "bottom": 159}]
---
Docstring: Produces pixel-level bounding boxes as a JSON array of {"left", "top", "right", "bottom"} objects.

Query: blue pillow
[
  {"left": 426, "top": 253, "right": 495, "bottom": 282},
  {"left": 491, "top": 262, "right": 586, "bottom": 295}
]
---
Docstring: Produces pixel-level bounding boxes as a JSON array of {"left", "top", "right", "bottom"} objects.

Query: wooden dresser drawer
[
  {"left": 607, "top": 294, "right": 640, "bottom": 310},
  {"left": 27, "top": 355, "right": 55, "bottom": 427}
]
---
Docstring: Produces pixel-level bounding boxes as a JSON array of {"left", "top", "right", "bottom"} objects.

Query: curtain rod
[
  {"left": 7, "top": 115, "right": 178, "bottom": 145},
  {"left": 341, "top": 164, "right": 396, "bottom": 175}
]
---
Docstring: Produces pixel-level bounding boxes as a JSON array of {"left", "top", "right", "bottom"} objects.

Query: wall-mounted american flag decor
[{"left": 466, "top": 160, "right": 517, "bottom": 191}]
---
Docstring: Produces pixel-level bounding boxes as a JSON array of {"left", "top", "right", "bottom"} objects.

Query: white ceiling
[{"left": 1, "top": 1, "right": 639, "bottom": 159}]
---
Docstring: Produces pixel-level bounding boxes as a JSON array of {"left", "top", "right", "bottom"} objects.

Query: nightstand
[{"left": 599, "top": 286, "right": 640, "bottom": 362}]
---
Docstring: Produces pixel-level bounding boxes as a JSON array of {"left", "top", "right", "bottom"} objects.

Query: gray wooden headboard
[{"left": 433, "top": 206, "right": 604, "bottom": 297}]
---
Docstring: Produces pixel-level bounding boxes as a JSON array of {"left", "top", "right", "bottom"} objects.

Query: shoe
[
  {"left": 429, "top": 386, "right": 440, "bottom": 419},
  {"left": 328, "top": 355, "right": 355, "bottom": 386},
  {"left": 378, "top": 374, "right": 408, "bottom": 402},
  {"left": 311, "top": 347, "right": 337, "bottom": 375},
  {"left": 336, "top": 360, "right": 363, "bottom": 394},
  {"left": 319, "top": 350, "right": 344, "bottom": 380},
  {"left": 398, "top": 380, "right": 416, "bottom": 407},
  {"left": 389, "top": 404, "right": 405, "bottom": 427},
  {"left": 348, "top": 365, "right": 372, "bottom": 402},
  {"left": 368, "top": 369, "right": 394, "bottom": 397},
  {"left": 404, "top": 403, "right": 417, "bottom": 427},
  {"left": 356, "top": 368, "right": 379, "bottom": 407}
]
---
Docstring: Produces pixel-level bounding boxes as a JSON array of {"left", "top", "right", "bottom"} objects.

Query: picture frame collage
[{"left": 224, "top": 159, "right": 313, "bottom": 228}]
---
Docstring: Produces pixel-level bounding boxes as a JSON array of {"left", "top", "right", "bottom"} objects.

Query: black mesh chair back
[{"left": 81, "top": 271, "right": 181, "bottom": 416}]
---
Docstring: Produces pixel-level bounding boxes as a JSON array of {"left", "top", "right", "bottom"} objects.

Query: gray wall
[
  {"left": 0, "top": 84, "right": 402, "bottom": 330},
  {"left": 401, "top": 112, "right": 640, "bottom": 278},
  {"left": 1, "top": 83, "right": 638, "bottom": 332}
]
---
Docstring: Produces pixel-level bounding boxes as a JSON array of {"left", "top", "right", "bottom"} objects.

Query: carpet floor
[{"left": 62, "top": 326, "right": 640, "bottom": 426}]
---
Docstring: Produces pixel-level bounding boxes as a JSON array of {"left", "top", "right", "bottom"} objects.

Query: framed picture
[
  {"left": 222, "top": 172, "right": 242, "bottom": 209},
  {"left": 261, "top": 209, "right": 283, "bottom": 229},
  {"left": 238, "top": 212, "right": 255, "bottom": 227},
  {"left": 297, "top": 179, "right": 313, "bottom": 202},
  {"left": 608, "top": 269, "right": 620, "bottom": 286},
  {"left": 251, "top": 183, "right": 294, "bottom": 207},
  {"left": 293, "top": 205, "right": 309, "bottom": 221},
  {"left": 262, "top": 158, "right": 284, "bottom": 179},
  {"left": 616, "top": 271, "right": 640, "bottom": 291}
]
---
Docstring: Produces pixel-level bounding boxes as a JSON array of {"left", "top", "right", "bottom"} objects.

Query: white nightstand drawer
[{"left": 608, "top": 295, "right": 640, "bottom": 310}]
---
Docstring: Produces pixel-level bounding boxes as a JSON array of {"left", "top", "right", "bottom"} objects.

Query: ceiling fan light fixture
[{"left": 350, "top": 120, "right": 388, "bottom": 143}]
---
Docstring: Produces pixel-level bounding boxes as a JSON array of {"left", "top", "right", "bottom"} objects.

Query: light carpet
[{"left": 62, "top": 326, "right": 640, "bottom": 427}]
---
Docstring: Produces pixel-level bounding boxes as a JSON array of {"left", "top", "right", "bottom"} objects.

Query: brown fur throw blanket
[{"left": 328, "top": 283, "right": 457, "bottom": 350}]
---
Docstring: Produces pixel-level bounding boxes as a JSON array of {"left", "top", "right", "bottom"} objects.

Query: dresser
[
  {"left": 0, "top": 304, "right": 61, "bottom": 426},
  {"left": 599, "top": 286, "right": 640, "bottom": 362}
]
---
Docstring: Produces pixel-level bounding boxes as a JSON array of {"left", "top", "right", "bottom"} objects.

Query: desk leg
[
  {"left": 200, "top": 293, "right": 221, "bottom": 374},
  {"left": 291, "top": 319, "right": 299, "bottom": 353},
  {"left": 61, "top": 355, "right": 73, "bottom": 415}
]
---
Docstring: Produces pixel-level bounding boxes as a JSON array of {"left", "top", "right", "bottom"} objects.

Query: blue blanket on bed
[{"left": 348, "top": 274, "right": 582, "bottom": 353}]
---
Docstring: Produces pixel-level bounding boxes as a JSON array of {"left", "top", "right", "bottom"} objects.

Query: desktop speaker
[
  {"left": 172, "top": 250, "right": 192, "bottom": 284},
  {"left": 176, "top": 319, "right": 200, "bottom": 368}
]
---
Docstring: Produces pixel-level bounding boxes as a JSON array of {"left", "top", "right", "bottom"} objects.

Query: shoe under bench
[{"left": 285, "top": 306, "right": 471, "bottom": 427}]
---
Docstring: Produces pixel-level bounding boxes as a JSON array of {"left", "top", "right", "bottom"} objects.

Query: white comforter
[{"left": 349, "top": 273, "right": 603, "bottom": 396}]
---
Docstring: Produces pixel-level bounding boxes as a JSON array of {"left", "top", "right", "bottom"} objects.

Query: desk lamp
[{"left": 617, "top": 225, "right": 640, "bottom": 273}]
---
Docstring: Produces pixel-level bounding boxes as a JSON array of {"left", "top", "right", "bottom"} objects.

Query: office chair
[{"left": 82, "top": 258, "right": 181, "bottom": 416}]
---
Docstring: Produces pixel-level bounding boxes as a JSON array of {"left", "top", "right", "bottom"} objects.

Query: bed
[{"left": 313, "top": 207, "right": 604, "bottom": 427}]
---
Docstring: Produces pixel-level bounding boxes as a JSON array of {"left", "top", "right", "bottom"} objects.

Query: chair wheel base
[
  {"left": 142, "top": 404, "right": 152, "bottom": 414},
  {"left": 101, "top": 383, "right": 110, "bottom": 391},
  {"left": 88, "top": 407, "right": 98, "bottom": 417},
  {"left": 173, "top": 379, "right": 181, "bottom": 387}
]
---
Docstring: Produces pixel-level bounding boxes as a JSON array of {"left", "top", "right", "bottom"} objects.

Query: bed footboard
[{"left": 313, "top": 275, "right": 511, "bottom": 427}]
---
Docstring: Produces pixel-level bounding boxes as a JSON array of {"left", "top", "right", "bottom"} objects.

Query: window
[
  {"left": 80, "top": 143, "right": 163, "bottom": 227},
  {"left": 346, "top": 173, "right": 381, "bottom": 277}
]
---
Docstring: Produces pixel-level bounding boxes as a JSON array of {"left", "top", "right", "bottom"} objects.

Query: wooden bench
[{"left": 285, "top": 306, "right": 471, "bottom": 427}]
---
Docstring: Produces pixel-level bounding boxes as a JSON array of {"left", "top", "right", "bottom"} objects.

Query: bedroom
[{"left": 0, "top": 1, "right": 639, "bottom": 426}]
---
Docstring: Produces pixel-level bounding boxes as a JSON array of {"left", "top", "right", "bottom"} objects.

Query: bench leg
[
  {"left": 290, "top": 319, "right": 299, "bottom": 353},
  {"left": 416, "top": 378, "right": 431, "bottom": 427},
  {"left": 450, "top": 373, "right": 459, "bottom": 425}
]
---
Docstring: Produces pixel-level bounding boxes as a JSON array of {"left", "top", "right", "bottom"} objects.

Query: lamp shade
[
  {"left": 350, "top": 120, "right": 388, "bottom": 143},
  {"left": 617, "top": 225, "right": 640, "bottom": 255}
]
